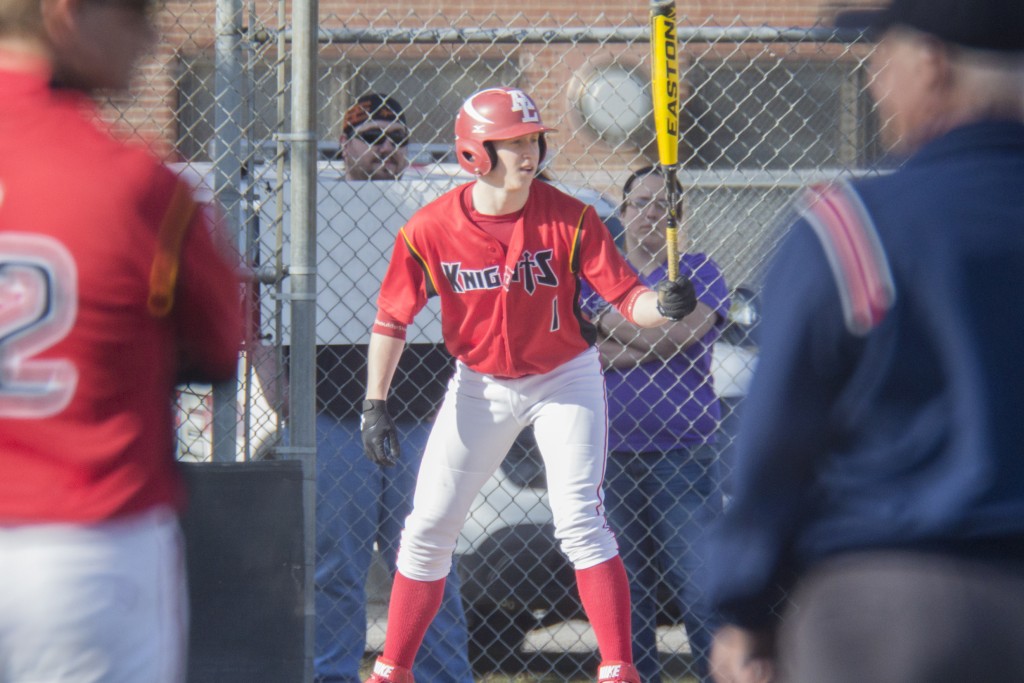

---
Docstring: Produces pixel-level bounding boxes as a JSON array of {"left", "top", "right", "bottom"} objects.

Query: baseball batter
[
  {"left": 360, "top": 87, "right": 697, "bottom": 683},
  {"left": 0, "top": 0, "right": 243, "bottom": 680}
]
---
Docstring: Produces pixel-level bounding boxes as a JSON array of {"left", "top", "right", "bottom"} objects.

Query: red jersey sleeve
[
  {"left": 376, "top": 226, "right": 431, "bottom": 325},
  {"left": 372, "top": 309, "right": 408, "bottom": 339},
  {"left": 163, "top": 172, "right": 245, "bottom": 383},
  {"left": 605, "top": 284, "right": 652, "bottom": 325},
  {"left": 577, "top": 206, "right": 645, "bottom": 309}
]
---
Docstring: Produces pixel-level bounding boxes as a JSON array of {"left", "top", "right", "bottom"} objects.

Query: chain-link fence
[{"left": 107, "top": 3, "right": 881, "bottom": 681}]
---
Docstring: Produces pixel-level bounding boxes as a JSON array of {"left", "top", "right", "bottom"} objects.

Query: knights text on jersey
[
  {"left": 0, "top": 67, "right": 244, "bottom": 523},
  {"left": 376, "top": 180, "right": 643, "bottom": 378}
]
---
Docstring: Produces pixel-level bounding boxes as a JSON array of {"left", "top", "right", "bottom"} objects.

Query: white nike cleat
[
  {"left": 597, "top": 660, "right": 641, "bottom": 683},
  {"left": 363, "top": 657, "right": 414, "bottom": 683}
]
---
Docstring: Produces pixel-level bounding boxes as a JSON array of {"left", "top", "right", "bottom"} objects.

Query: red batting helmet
[{"left": 454, "top": 87, "right": 556, "bottom": 176}]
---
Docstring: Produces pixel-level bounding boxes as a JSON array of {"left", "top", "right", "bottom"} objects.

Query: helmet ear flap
[
  {"left": 455, "top": 138, "right": 492, "bottom": 175},
  {"left": 456, "top": 137, "right": 536, "bottom": 176},
  {"left": 458, "top": 139, "right": 539, "bottom": 177}
]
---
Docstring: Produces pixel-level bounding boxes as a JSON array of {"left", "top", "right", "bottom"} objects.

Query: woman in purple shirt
[{"left": 586, "top": 166, "right": 730, "bottom": 683}]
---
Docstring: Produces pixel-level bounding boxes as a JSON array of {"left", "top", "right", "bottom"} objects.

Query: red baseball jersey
[
  {"left": 376, "top": 180, "right": 645, "bottom": 378},
  {"left": 0, "top": 65, "right": 243, "bottom": 523}
]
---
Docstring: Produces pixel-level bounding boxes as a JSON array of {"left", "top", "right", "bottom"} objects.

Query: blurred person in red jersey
[{"left": 0, "top": 0, "right": 244, "bottom": 680}]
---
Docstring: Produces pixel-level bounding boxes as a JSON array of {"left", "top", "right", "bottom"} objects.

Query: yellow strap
[
  {"left": 147, "top": 181, "right": 198, "bottom": 317},
  {"left": 568, "top": 205, "right": 588, "bottom": 274}
]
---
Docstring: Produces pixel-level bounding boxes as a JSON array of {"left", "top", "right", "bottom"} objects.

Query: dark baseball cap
[
  {"left": 341, "top": 93, "right": 406, "bottom": 136},
  {"left": 834, "top": 0, "right": 1024, "bottom": 52}
]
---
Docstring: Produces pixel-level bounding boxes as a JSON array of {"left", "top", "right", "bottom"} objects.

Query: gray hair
[{"left": 949, "top": 46, "right": 1024, "bottom": 119}]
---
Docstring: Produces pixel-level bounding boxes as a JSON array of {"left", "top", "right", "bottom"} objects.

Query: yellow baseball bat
[{"left": 650, "top": 0, "right": 681, "bottom": 281}]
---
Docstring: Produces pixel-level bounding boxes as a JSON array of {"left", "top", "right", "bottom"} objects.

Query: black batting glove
[
  {"left": 655, "top": 277, "right": 698, "bottom": 321},
  {"left": 361, "top": 399, "right": 400, "bottom": 467}
]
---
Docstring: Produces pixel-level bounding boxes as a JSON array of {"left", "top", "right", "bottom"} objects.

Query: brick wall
[{"left": 118, "top": 0, "right": 845, "bottom": 164}]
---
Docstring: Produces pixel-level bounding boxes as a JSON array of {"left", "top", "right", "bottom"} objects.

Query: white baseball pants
[
  {"left": 396, "top": 346, "right": 619, "bottom": 582},
  {"left": 0, "top": 506, "right": 187, "bottom": 683}
]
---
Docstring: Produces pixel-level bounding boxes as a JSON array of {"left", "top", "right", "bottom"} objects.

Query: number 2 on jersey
[{"left": 0, "top": 233, "right": 78, "bottom": 418}]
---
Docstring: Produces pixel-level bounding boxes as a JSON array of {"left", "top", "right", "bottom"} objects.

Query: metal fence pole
[
  {"left": 211, "top": 0, "right": 244, "bottom": 462},
  {"left": 288, "top": 0, "right": 319, "bottom": 678}
]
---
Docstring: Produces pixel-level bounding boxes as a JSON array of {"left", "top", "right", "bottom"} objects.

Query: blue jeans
[
  {"left": 313, "top": 414, "right": 472, "bottom": 683},
  {"left": 603, "top": 444, "right": 723, "bottom": 683}
]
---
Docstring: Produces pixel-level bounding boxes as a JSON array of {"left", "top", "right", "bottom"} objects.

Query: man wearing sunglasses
[
  {"left": 315, "top": 92, "right": 474, "bottom": 683},
  {"left": 340, "top": 94, "right": 410, "bottom": 181}
]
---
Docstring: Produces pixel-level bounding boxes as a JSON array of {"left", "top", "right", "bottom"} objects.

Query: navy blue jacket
[{"left": 704, "top": 121, "right": 1024, "bottom": 628}]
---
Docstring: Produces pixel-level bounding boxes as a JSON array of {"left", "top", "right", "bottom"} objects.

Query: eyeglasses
[
  {"left": 352, "top": 129, "right": 410, "bottom": 148},
  {"left": 623, "top": 197, "right": 675, "bottom": 213}
]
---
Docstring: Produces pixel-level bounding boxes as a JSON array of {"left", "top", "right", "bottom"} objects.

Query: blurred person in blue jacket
[{"left": 703, "top": 1, "right": 1024, "bottom": 682}]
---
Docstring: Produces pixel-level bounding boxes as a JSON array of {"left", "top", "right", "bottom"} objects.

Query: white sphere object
[{"left": 573, "top": 66, "right": 652, "bottom": 144}]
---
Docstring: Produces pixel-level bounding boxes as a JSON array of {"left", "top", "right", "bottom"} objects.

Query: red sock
[
  {"left": 575, "top": 555, "right": 634, "bottom": 663},
  {"left": 380, "top": 572, "right": 446, "bottom": 669}
]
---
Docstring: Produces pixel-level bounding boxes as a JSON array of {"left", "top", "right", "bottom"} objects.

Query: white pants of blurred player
[
  {"left": 397, "top": 346, "right": 618, "bottom": 581},
  {"left": 0, "top": 506, "right": 187, "bottom": 683}
]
